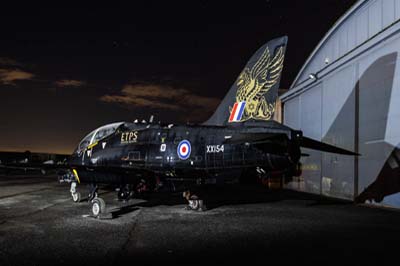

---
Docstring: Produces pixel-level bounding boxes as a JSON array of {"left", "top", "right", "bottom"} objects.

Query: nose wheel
[
  {"left": 70, "top": 182, "right": 81, "bottom": 203},
  {"left": 72, "top": 191, "right": 81, "bottom": 202}
]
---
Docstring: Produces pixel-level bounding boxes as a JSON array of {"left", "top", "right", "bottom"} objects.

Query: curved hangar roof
[{"left": 290, "top": 0, "right": 400, "bottom": 90}]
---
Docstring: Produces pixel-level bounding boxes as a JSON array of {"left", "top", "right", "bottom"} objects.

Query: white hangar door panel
[
  {"left": 321, "top": 65, "right": 356, "bottom": 200},
  {"left": 283, "top": 97, "right": 300, "bottom": 191},
  {"left": 298, "top": 84, "right": 322, "bottom": 195},
  {"left": 283, "top": 97, "right": 300, "bottom": 130}
]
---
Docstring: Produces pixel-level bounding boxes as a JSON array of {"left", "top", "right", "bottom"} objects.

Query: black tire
[
  {"left": 91, "top": 198, "right": 106, "bottom": 217},
  {"left": 198, "top": 200, "right": 207, "bottom": 212},
  {"left": 117, "top": 190, "right": 131, "bottom": 201},
  {"left": 72, "top": 192, "right": 81, "bottom": 203}
]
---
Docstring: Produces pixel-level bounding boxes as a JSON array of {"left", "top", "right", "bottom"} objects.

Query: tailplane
[{"left": 203, "top": 36, "right": 288, "bottom": 126}]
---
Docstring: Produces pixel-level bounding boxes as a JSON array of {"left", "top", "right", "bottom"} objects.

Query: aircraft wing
[
  {"left": 224, "top": 132, "right": 359, "bottom": 156},
  {"left": 300, "top": 136, "right": 359, "bottom": 156}
]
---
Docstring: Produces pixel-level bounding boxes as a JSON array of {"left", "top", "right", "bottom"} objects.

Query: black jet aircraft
[{"left": 65, "top": 36, "right": 357, "bottom": 217}]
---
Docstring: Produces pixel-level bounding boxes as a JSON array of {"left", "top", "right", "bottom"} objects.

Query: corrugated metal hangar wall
[{"left": 281, "top": 0, "right": 400, "bottom": 208}]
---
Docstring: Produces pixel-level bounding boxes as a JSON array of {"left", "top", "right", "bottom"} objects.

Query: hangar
[{"left": 281, "top": 0, "right": 400, "bottom": 208}]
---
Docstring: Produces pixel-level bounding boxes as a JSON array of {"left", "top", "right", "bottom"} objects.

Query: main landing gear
[
  {"left": 117, "top": 184, "right": 133, "bottom": 201},
  {"left": 183, "top": 191, "right": 206, "bottom": 211},
  {"left": 88, "top": 184, "right": 106, "bottom": 218}
]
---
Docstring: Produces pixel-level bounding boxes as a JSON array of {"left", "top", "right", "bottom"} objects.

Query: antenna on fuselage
[{"left": 149, "top": 115, "right": 154, "bottom": 124}]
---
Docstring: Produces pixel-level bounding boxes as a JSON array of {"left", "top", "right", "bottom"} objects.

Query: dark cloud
[
  {"left": 0, "top": 57, "right": 24, "bottom": 67},
  {"left": 100, "top": 84, "right": 220, "bottom": 114},
  {"left": 54, "top": 79, "right": 86, "bottom": 87},
  {"left": 0, "top": 68, "right": 35, "bottom": 85}
]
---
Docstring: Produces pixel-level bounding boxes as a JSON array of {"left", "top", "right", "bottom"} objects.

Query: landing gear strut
[{"left": 88, "top": 184, "right": 98, "bottom": 202}]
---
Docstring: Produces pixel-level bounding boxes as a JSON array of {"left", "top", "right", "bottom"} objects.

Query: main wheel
[
  {"left": 191, "top": 200, "right": 199, "bottom": 210},
  {"left": 117, "top": 190, "right": 131, "bottom": 201},
  {"left": 72, "top": 192, "right": 81, "bottom": 203},
  {"left": 91, "top": 198, "right": 106, "bottom": 218}
]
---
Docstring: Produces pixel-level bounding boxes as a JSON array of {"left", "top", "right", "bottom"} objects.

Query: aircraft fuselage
[{"left": 69, "top": 122, "right": 300, "bottom": 186}]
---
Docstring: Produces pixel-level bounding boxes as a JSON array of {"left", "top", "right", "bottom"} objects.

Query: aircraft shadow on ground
[
  {"left": 105, "top": 184, "right": 351, "bottom": 218},
  {"left": 110, "top": 205, "right": 141, "bottom": 218}
]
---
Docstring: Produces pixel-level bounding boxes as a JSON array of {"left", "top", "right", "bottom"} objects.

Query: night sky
[{"left": 0, "top": 1, "right": 357, "bottom": 154}]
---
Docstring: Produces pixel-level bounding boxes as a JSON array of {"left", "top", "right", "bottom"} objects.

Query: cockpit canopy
[{"left": 76, "top": 122, "right": 124, "bottom": 153}]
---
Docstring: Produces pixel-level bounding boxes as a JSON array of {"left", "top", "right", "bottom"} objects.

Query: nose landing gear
[
  {"left": 70, "top": 182, "right": 81, "bottom": 203},
  {"left": 72, "top": 191, "right": 81, "bottom": 202}
]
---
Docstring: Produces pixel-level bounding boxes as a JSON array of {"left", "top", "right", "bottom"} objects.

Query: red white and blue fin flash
[
  {"left": 177, "top": 140, "right": 191, "bottom": 160},
  {"left": 229, "top": 101, "right": 246, "bottom": 122}
]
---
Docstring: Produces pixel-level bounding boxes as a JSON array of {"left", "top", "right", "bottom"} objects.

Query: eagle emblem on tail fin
[{"left": 229, "top": 46, "right": 284, "bottom": 122}]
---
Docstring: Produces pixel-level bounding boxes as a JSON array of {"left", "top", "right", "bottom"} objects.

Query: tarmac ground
[{"left": 0, "top": 173, "right": 400, "bottom": 265}]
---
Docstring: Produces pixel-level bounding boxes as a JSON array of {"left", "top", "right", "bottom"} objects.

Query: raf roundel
[{"left": 177, "top": 140, "right": 191, "bottom": 160}]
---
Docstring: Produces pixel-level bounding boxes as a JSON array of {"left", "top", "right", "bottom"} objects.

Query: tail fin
[{"left": 203, "top": 36, "right": 288, "bottom": 126}]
